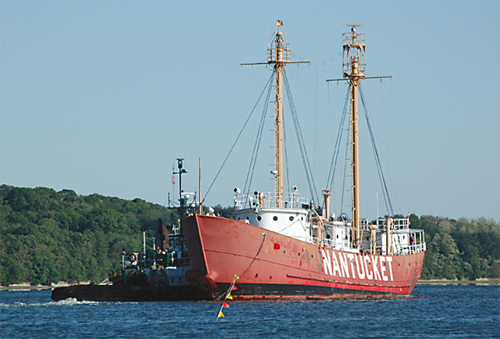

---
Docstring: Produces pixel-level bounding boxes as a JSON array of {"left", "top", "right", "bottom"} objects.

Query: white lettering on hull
[
  {"left": 332, "top": 252, "right": 342, "bottom": 276},
  {"left": 364, "top": 255, "right": 373, "bottom": 280},
  {"left": 338, "top": 252, "right": 350, "bottom": 278},
  {"left": 320, "top": 249, "right": 394, "bottom": 282},
  {"left": 322, "top": 250, "right": 333, "bottom": 276},
  {"left": 355, "top": 255, "right": 365, "bottom": 279},
  {"left": 372, "top": 255, "right": 382, "bottom": 281}
]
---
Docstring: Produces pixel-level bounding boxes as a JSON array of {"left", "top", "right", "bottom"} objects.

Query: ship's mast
[
  {"left": 328, "top": 25, "right": 391, "bottom": 249},
  {"left": 344, "top": 25, "right": 365, "bottom": 248},
  {"left": 241, "top": 21, "right": 309, "bottom": 208},
  {"left": 273, "top": 29, "right": 286, "bottom": 208}
]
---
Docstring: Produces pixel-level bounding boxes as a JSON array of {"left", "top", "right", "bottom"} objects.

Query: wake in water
[{"left": 0, "top": 298, "right": 98, "bottom": 308}]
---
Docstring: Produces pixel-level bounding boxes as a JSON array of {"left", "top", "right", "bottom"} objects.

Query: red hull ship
[
  {"left": 184, "top": 22, "right": 426, "bottom": 299},
  {"left": 185, "top": 214, "right": 425, "bottom": 299}
]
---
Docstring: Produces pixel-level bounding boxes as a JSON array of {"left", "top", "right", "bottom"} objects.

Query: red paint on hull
[{"left": 184, "top": 214, "right": 425, "bottom": 299}]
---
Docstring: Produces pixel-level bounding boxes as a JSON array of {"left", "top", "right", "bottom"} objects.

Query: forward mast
[{"left": 241, "top": 20, "right": 309, "bottom": 208}]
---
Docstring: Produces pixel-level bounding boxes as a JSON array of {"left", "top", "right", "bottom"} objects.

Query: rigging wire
[
  {"left": 340, "top": 116, "right": 351, "bottom": 217},
  {"left": 283, "top": 110, "right": 290, "bottom": 194},
  {"left": 324, "top": 85, "right": 350, "bottom": 218},
  {"left": 200, "top": 73, "right": 275, "bottom": 206},
  {"left": 325, "top": 85, "right": 351, "bottom": 190},
  {"left": 243, "top": 74, "right": 274, "bottom": 194},
  {"left": 359, "top": 86, "right": 394, "bottom": 216},
  {"left": 283, "top": 71, "right": 320, "bottom": 206},
  {"left": 325, "top": 83, "right": 395, "bottom": 218}
]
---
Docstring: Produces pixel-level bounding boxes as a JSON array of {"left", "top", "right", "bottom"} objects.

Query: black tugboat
[{"left": 52, "top": 158, "right": 210, "bottom": 302}]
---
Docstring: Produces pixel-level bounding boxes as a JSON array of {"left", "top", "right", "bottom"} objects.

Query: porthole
[
  {"left": 273, "top": 216, "right": 278, "bottom": 221},
  {"left": 289, "top": 216, "right": 294, "bottom": 221},
  {"left": 257, "top": 216, "right": 262, "bottom": 221}
]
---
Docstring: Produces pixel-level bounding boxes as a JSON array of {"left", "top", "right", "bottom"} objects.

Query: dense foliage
[
  {"left": 0, "top": 185, "right": 179, "bottom": 285},
  {"left": 409, "top": 214, "right": 500, "bottom": 280},
  {"left": 0, "top": 185, "right": 498, "bottom": 285}
]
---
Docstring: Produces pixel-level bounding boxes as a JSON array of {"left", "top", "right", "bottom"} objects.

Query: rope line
[
  {"left": 201, "top": 74, "right": 274, "bottom": 206},
  {"left": 359, "top": 86, "right": 394, "bottom": 216},
  {"left": 244, "top": 74, "right": 274, "bottom": 194},
  {"left": 239, "top": 232, "right": 267, "bottom": 280},
  {"left": 216, "top": 232, "right": 267, "bottom": 302},
  {"left": 283, "top": 71, "right": 319, "bottom": 206},
  {"left": 326, "top": 85, "right": 351, "bottom": 190}
]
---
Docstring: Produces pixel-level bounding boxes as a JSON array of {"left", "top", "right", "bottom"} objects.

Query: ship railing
[
  {"left": 234, "top": 191, "right": 310, "bottom": 210},
  {"left": 371, "top": 217, "right": 410, "bottom": 230},
  {"left": 330, "top": 218, "right": 411, "bottom": 231},
  {"left": 391, "top": 229, "right": 426, "bottom": 255},
  {"left": 393, "top": 218, "right": 410, "bottom": 230},
  {"left": 314, "top": 236, "right": 358, "bottom": 251},
  {"left": 322, "top": 220, "right": 426, "bottom": 255},
  {"left": 267, "top": 44, "right": 291, "bottom": 63},
  {"left": 393, "top": 243, "right": 427, "bottom": 255}
]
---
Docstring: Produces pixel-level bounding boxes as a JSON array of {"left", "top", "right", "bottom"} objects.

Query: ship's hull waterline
[{"left": 184, "top": 214, "right": 425, "bottom": 300}]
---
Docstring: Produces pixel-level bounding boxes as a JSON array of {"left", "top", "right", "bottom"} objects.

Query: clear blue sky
[{"left": 1, "top": 1, "right": 498, "bottom": 220}]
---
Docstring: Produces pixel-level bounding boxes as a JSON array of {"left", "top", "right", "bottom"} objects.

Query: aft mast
[
  {"left": 344, "top": 25, "right": 365, "bottom": 248},
  {"left": 241, "top": 20, "right": 309, "bottom": 208},
  {"left": 328, "top": 25, "right": 391, "bottom": 249}
]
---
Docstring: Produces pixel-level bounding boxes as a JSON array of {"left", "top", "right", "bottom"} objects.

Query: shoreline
[
  {"left": 417, "top": 279, "right": 500, "bottom": 285},
  {"left": 2, "top": 279, "right": 499, "bottom": 291},
  {"left": 0, "top": 281, "right": 90, "bottom": 291}
]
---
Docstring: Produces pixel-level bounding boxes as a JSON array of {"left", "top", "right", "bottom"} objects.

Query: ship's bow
[{"left": 183, "top": 214, "right": 218, "bottom": 293}]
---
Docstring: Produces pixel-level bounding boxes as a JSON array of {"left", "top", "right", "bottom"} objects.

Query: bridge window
[{"left": 273, "top": 216, "right": 278, "bottom": 221}]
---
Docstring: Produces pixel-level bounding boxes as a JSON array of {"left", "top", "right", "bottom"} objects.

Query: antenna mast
[{"left": 241, "top": 20, "right": 309, "bottom": 208}]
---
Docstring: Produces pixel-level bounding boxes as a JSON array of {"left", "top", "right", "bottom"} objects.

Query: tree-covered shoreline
[{"left": 1, "top": 185, "right": 499, "bottom": 286}]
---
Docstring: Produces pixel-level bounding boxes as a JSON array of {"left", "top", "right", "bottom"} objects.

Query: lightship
[{"left": 184, "top": 22, "right": 426, "bottom": 299}]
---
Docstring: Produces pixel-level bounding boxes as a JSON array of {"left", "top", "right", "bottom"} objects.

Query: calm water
[{"left": 0, "top": 285, "right": 498, "bottom": 338}]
